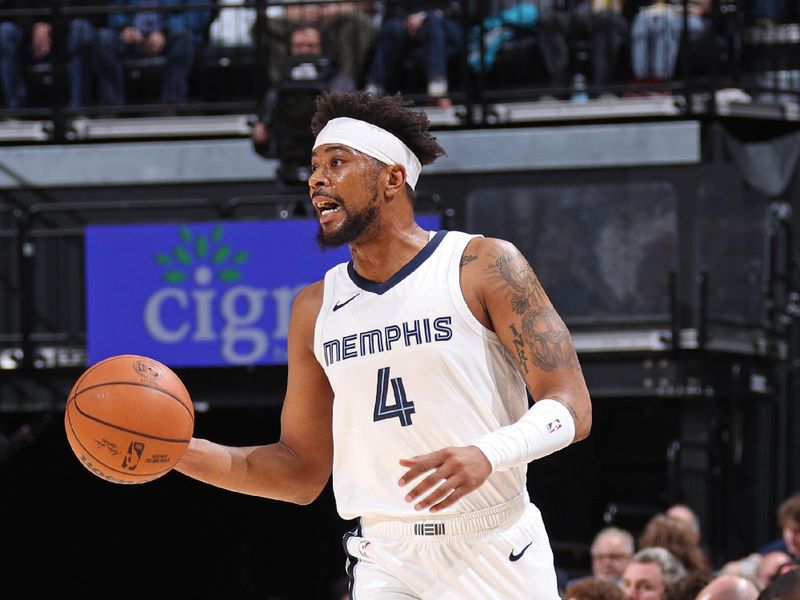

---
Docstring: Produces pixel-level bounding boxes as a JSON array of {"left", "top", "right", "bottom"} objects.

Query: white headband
[{"left": 313, "top": 117, "right": 423, "bottom": 190}]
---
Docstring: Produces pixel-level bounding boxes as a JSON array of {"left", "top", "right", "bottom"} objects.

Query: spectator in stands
[
  {"left": 0, "top": 0, "right": 100, "bottom": 109},
  {"left": 760, "top": 491, "right": 800, "bottom": 559},
  {"left": 315, "top": 1, "right": 376, "bottom": 86},
  {"left": 668, "top": 502, "right": 718, "bottom": 565},
  {"left": 757, "top": 552, "right": 794, "bottom": 590},
  {"left": 589, "top": 526, "right": 636, "bottom": 584},
  {"left": 622, "top": 546, "right": 687, "bottom": 600},
  {"left": 363, "top": 2, "right": 462, "bottom": 105},
  {"left": 566, "top": 576, "right": 626, "bottom": 600},
  {"left": 629, "top": 0, "right": 712, "bottom": 88},
  {"left": 696, "top": 575, "right": 760, "bottom": 600},
  {"left": 208, "top": 0, "right": 257, "bottom": 48},
  {"left": 263, "top": 1, "right": 375, "bottom": 87},
  {"left": 719, "top": 553, "right": 763, "bottom": 589},
  {"left": 664, "top": 569, "right": 715, "bottom": 600},
  {"left": 758, "top": 570, "right": 800, "bottom": 600},
  {"left": 536, "top": 0, "right": 629, "bottom": 97},
  {"left": 465, "top": 1, "right": 539, "bottom": 78},
  {"left": 95, "top": 0, "right": 212, "bottom": 106},
  {"left": 666, "top": 503, "right": 701, "bottom": 543},
  {"left": 638, "top": 513, "right": 712, "bottom": 575},
  {"left": 252, "top": 22, "right": 355, "bottom": 160},
  {"left": 749, "top": 0, "right": 788, "bottom": 26}
]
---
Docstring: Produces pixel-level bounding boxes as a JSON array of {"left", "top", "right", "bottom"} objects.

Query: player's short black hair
[{"left": 310, "top": 91, "right": 446, "bottom": 166}]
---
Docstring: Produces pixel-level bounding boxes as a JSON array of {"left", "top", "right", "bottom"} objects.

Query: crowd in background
[
  {"left": 1, "top": 4, "right": 798, "bottom": 600},
  {"left": 259, "top": 493, "right": 800, "bottom": 599},
  {"left": 557, "top": 492, "right": 800, "bottom": 600},
  {"left": 0, "top": 0, "right": 796, "bottom": 116}
]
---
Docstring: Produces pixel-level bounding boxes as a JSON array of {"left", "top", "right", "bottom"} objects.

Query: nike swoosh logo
[
  {"left": 509, "top": 541, "right": 533, "bottom": 562},
  {"left": 333, "top": 293, "right": 360, "bottom": 312}
]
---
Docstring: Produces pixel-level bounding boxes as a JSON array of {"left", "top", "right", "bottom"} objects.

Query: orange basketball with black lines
[{"left": 64, "top": 354, "right": 194, "bottom": 484}]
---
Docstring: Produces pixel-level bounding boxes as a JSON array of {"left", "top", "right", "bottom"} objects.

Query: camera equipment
[{"left": 272, "top": 54, "right": 338, "bottom": 185}]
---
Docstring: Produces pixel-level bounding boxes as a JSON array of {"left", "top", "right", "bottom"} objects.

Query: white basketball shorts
[{"left": 342, "top": 493, "right": 561, "bottom": 599}]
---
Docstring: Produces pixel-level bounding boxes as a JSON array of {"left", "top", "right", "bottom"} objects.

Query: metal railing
[{"left": 0, "top": 0, "right": 795, "bottom": 141}]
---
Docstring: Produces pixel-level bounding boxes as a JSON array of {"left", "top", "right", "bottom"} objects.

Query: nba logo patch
[
  {"left": 546, "top": 419, "right": 562, "bottom": 433},
  {"left": 121, "top": 441, "right": 145, "bottom": 470}
]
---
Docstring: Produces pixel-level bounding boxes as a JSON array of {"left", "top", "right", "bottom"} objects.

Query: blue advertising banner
[{"left": 85, "top": 216, "right": 441, "bottom": 367}]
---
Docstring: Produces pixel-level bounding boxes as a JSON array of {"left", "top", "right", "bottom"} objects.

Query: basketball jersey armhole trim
[{"left": 314, "top": 267, "right": 341, "bottom": 362}]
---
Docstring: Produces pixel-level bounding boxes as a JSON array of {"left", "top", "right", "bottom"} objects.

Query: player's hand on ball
[{"left": 398, "top": 446, "right": 492, "bottom": 513}]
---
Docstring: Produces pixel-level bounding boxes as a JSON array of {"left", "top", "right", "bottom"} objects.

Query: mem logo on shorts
[{"left": 414, "top": 523, "right": 446, "bottom": 536}]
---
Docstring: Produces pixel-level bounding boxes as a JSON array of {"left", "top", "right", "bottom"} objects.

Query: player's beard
[{"left": 316, "top": 175, "right": 381, "bottom": 249}]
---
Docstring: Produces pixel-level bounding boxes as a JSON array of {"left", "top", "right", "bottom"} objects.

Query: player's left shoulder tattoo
[
  {"left": 459, "top": 254, "right": 478, "bottom": 268},
  {"left": 489, "top": 247, "right": 546, "bottom": 315}
]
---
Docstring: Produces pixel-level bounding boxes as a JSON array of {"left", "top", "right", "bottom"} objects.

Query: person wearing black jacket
[
  {"left": 0, "top": 0, "right": 103, "bottom": 109},
  {"left": 252, "top": 23, "right": 355, "bottom": 163}
]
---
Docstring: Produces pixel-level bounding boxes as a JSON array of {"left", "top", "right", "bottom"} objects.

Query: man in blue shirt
[
  {"left": 760, "top": 492, "right": 800, "bottom": 560},
  {"left": 0, "top": 0, "right": 101, "bottom": 109},
  {"left": 95, "top": 0, "right": 212, "bottom": 105}
]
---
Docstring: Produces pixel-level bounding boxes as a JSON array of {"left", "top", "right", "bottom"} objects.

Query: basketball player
[{"left": 175, "top": 90, "right": 592, "bottom": 599}]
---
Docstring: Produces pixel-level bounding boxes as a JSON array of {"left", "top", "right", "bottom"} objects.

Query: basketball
[{"left": 64, "top": 354, "right": 194, "bottom": 484}]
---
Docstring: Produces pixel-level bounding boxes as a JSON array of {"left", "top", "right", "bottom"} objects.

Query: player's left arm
[
  {"left": 475, "top": 237, "right": 592, "bottom": 439},
  {"left": 399, "top": 237, "right": 591, "bottom": 512}
]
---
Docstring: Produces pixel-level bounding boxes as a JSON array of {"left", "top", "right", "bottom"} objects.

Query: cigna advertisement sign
[{"left": 86, "top": 217, "right": 439, "bottom": 366}]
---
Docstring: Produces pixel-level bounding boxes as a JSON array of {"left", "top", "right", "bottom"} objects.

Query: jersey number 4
[{"left": 374, "top": 366, "right": 415, "bottom": 427}]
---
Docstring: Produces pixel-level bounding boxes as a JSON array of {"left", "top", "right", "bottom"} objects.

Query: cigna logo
[{"left": 143, "top": 225, "right": 300, "bottom": 364}]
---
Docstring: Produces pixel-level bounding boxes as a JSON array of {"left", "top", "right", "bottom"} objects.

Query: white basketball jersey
[{"left": 314, "top": 230, "right": 530, "bottom": 520}]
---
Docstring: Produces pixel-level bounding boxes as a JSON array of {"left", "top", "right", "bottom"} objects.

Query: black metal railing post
[
  {"left": 50, "top": 0, "right": 68, "bottom": 142},
  {"left": 254, "top": 0, "right": 269, "bottom": 109},
  {"left": 669, "top": 270, "right": 682, "bottom": 352},
  {"left": 15, "top": 207, "right": 34, "bottom": 370}
]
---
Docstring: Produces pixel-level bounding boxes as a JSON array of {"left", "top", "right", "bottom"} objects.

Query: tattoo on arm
[
  {"left": 509, "top": 324, "right": 529, "bottom": 374},
  {"left": 493, "top": 251, "right": 546, "bottom": 315},
  {"left": 491, "top": 248, "right": 580, "bottom": 373},
  {"left": 460, "top": 254, "right": 477, "bottom": 268},
  {"left": 521, "top": 309, "right": 580, "bottom": 372}
]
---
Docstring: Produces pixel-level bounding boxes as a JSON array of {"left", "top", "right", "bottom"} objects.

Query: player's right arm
[{"left": 174, "top": 281, "right": 335, "bottom": 505}]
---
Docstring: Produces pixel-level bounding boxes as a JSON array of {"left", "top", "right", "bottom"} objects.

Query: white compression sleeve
[{"left": 471, "top": 398, "right": 576, "bottom": 472}]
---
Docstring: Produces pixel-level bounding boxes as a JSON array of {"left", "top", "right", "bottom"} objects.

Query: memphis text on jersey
[{"left": 322, "top": 316, "right": 453, "bottom": 366}]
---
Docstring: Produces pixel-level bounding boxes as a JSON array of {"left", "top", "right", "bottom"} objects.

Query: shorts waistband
[{"left": 360, "top": 492, "right": 527, "bottom": 539}]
